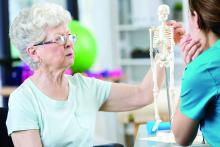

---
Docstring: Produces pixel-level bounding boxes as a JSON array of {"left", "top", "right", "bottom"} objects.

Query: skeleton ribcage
[{"left": 152, "top": 26, "right": 173, "bottom": 51}]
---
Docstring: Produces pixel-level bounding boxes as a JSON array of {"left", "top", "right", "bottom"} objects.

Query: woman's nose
[{"left": 64, "top": 38, "right": 73, "bottom": 49}]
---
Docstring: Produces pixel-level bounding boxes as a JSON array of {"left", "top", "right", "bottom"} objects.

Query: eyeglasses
[{"left": 33, "top": 34, "right": 77, "bottom": 46}]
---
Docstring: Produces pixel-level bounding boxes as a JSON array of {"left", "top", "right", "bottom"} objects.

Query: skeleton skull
[{"left": 158, "top": 4, "right": 170, "bottom": 22}]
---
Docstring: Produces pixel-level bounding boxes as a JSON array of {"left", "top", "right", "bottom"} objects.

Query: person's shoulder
[
  {"left": 183, "top": 56, "right": 210, "bottom": 84},
  {"left": 196, "top": 40, "right": 220, "bottom": 64},
  {"left": 11, "top": 77, "right": 32, "bottom": 93},
  {"left": 66, "top": 73, "right": 94, "bottom": 85},
  {"left": 189, "top": 44, "right": 220, "bottom": 71},
  {"left": 9, "top": 78, "right": 33, "bottom": 104},
  {"left": 186, "top": 44, "right": 220, "bottom": 73},
  {"left": 66, "top": 73, "right": 108, "bottom": 89},
  {"left": 183, "top": 45, "right": 220, "bottom": 85},
  {"left": 184, "top": 58, "right": 207, "bottom": 76}
]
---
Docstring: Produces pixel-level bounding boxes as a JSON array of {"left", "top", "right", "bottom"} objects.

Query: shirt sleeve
[
  {"left": 91, "top": 77, "right": 111, "bottom": 109},
  {"left": 180, "top": 64, "right": 217, "bottom": 120},
  {"left": 74, "top": 74, "right": 111, "bottom": 110},
  {"left": 6, "top": 91, "right": 39, "bottom": 135}
]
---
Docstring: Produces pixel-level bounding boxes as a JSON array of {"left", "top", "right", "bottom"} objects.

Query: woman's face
[
  {"left": 188, "top": 11, "right": 207, "bottom": 48},
  {"left": 189, "top": 12, "right": 200, "bottom": 40},
  {"left": 36, "top": 24, "right": 74, "bottom": 70}
]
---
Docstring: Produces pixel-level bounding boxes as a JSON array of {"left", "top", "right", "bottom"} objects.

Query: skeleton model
[{"left": 149, "top": 4, "right": 176, "bottom": 132}]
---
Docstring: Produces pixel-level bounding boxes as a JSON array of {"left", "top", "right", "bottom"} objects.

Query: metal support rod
[{"left": 165, "top": 67, "right": 172, "bottom": 123}]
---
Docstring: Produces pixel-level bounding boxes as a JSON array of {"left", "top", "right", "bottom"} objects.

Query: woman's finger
[
  {"left": 180, "top": 36, "right": 192, "bottom": 54},
  {"left": 192, "top": 47, "right": 203, "bottom": 60},
  {"left": 184, "top": 40, "right": 200, "bottom": 54},
  {"left": 180, "top": 34, "right": 191, "bottom": 43},
  {"left": 167, "top": 20, "right": 181, "bottom": 29},
  {"left": 180, "top": 35, "right": 192, "bottom": 52},
  {"left": 174, "top": 28, "right": 185, "bottom": 43},
  {"left": 184, "top": 41, "right": 201, "bottom": 64},
  {"left": 187, "top": 43, "right": 201, "bottom": 58},
  {"left": 166, "top": 20, "right": 185, "bottom": 43},
  {"left": 185, "top": 55, "right": 191, "bottom": 64}
]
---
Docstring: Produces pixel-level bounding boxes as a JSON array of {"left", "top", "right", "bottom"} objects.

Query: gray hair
[{"left": 9, "top": 3, "right": 72, "bottom": 69}]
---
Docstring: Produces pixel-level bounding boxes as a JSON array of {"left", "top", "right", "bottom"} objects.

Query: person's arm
[
  {"left": 100, "top": 65, "right": 164, "bottom": 112},
  {"left": 172, "top": 35, "right": 204, "bottom": 145},
  {"left": 100, "top": 21, "right": 184, "bottom": 112},
  {"left": 11, "top": 130, "right": 42, "bottom": 147},
  {"left": 179, "top": 34, "right": 203, "bottom": 64},
  {"left": 171, "top": 100, "right": 200, "bottom": 146},
  {"left": 166, "top": 20, "right": 185, "bottom": 43},
  {"left": 171, "top": 34, "right": 204, "bottom": 146}
]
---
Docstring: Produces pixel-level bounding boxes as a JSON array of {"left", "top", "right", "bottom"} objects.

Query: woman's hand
[
  {"left": 166, "top": 21, "right": 203, "bottom": 64},
  {"left": 180, "top": 34, "right": 203, "bottom": 64},
  {"left": 166, "top": 20, "right": 185, "bottom": 43}
]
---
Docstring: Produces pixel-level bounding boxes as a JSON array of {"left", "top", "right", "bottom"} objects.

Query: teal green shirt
[
  {"left": 180, "top": 40, "right": 220, "bottom": 146},
  {"left": 6, "top": 73, "right": 111, "bottom": 147}
]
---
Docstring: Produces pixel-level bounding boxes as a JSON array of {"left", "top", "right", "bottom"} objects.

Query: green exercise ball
[{"left": 68, "top": 20, "right": 97, "bottom": 73}]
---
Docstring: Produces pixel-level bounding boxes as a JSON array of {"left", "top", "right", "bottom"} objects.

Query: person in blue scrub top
[
  {"left": 6, "top": 2, "right": 184, "bottom": 147},
  {"left": 172, "top": 0, "right": 220, "bottom": 146}
]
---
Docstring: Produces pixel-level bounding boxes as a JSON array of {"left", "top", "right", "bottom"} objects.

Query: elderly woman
[
  {"left": 6, "top": 3, "right": 184, "bottom": 147},
  {"left": 172, "top": 0, "right": 220, "bottom": 146}
]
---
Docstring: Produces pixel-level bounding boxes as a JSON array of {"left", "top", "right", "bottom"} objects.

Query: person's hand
[
  {"left": 166, "top": 20, "right": 185, "bottom": 43},
  {"left": 180, "top": 34, "right": 203, "bottom": 64}
]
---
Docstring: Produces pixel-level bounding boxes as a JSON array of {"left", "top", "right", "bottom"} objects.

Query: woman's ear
[
  {"left": 192, "top": 11, "right": 200, "bottom": 29},
  {"left": 26, "top": 46, "right": 40, "bottom": 62}
]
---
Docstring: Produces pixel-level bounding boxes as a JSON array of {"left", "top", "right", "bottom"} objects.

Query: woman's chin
[
  {"left": 66, "top": 56, "right": 74, "bottom": 63},
  {"left": 66, "top": 60, "right": 74, "bottom": 67}
]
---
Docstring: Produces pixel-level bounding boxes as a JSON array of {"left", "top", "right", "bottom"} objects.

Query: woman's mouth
[{"left": 66, "top": 53, "right": 73, "bottom": 58}]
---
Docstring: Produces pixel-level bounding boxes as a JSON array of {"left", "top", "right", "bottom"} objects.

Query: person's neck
[
  {"left": 207, "top": 32, "right": 219, "bottom": 48},
  {"left": 31, "top": 67, "right": 66, "bottom": 86},
  {"left": 30, "top": 67, "right": 69, "bottom": 101}
]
